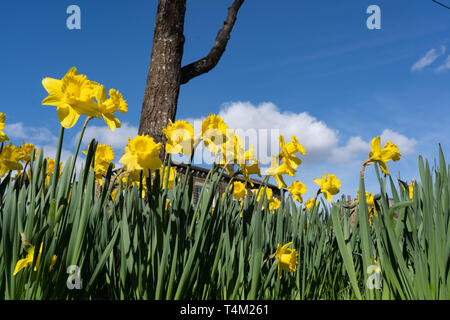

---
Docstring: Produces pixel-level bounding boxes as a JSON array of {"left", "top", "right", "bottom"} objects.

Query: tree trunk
[
  {"left": 138, "top": 0, "right": 186, "bottom": 152},
  {"left": 138, "top": 0, "right": 245, "bottom": 160}
]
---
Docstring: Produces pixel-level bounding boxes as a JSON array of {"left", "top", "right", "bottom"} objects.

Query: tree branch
[{"left": 180, "top": 0, "right": 245, "bottom": 85}]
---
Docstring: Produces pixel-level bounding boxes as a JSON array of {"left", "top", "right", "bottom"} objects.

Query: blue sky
[{"left": 2, "top": 0, "right": 450, "bottom": 201}]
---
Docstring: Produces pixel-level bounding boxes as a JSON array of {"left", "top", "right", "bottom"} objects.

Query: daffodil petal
[
  {"left": 56, "top": 104, "right": 80, "bottom": 128},
  {"left": 42, "top": 78, "right": 62, "bottom": 94}
]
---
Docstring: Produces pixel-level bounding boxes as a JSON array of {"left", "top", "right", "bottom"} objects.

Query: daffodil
[
  {"left": 358, "top": 190, "right": 378, "bottom": 225},
  {"left": 231, "top": 181, "right": 247, "bottom": 200},
  {"left": 368, "top": 136, "right": 401, "bottom": 175},
  {"left": 275, "top": 242, "right": 298, "bottom": 279},
  {"left": 19, "top": 142, "right": 36, "bottom": 163},
  {"left": 0, "top": 143, "right": 23, "bottom": 177},
  {"left": 162, "top": 120, "right": 195, "bottom": 157},
  {"left": 83, "top": 143, "right": 115, "bottom": 185},
  {"left": 220, "top": 130, "right": 246, "bottom": 165},
  {"left": 159, "top": 166, "right": 177, "bottom": 190},
  {"left": 288, "top": 181, "right": 307, "bottom": 203},
  {"left": 408, "top": 179, "right": 415, "bottom": 200},
  {"left": 95, "top": 85, "right": 127, "bottom": 131},
  {"left": 305, "top": 198, "right": 317, "bottom": 211},
  {"left": 279, "top": 135, "right": 305, "bottom": 171},
  {"left": 44, "top": 157, "right": 62, "bottom": 187},
  {"left": 13, "top": 243, "right": 57, "bottom": 276},
  {"left": 313, "top": 172, "right": 341, "bottom": 202},
  {"left": 252, "top": 186, "right": 280, "bottom": 212},
  {"left": 41, "top": 67, "right": 101, "bottom": 128},
  {"left": 119, "top": 135, "right": 162, "bottom": 174},
  {"left": 269, "top": 197, "right": 281, "bottom": 213},
  {"left": 0, "top": 112, "right": 9, "bottom": 142},
  {"left": 201, "top": 114, "right": 228, "bottom": 154},
  {"left": 265, "top": 156, "right": 290, "bottom": 189}
]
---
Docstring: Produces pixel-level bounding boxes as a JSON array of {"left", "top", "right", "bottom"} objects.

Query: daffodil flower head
[
  {"left": 221, "top": 130, "right": 245, "bottom": 165},
  {"left": 83, "top": 143, "right": 115, "bottom": 185},
  {"left": 265, "top": 156, "right": 290, "bottom": 189},
  {"left": 159, "top": 166, "right": 177, "bottom": 190},
  {"left": 275, "top": 242, "right": 298, "bottom": 279},
  {"left": 314, "top": 171, "right": 341, "bottom": 202},
  {"left": 162, "top": 120, "right": 195, "bottom": 157},
  {"left": 230, "top": 181, "right": 247, "bottom": 200},
  {"left": 0, "top": 143, "right": 24, "bottom": 177},
  {"left": 0, "top": 112, "right": 10, "bottom": 142},
  {"left": 19, "top": 142, "right": 36, "bottom": 163},
  {"left": 368, "top": 136, "right": 401, "bottom": 175},
  {"left": 94, "top": 85, "right": 127, "bottom": 131},
  {"left": 305, "top": 198, "right": 317, "bottom": 211},
  {"left": 288, "top": 181, "right": 307, "bottom": 203},
  {"left": 13, "top": 242, "right": 57, "bottom": 276},
  {"left": 200, "top": 114, "right": 228, "bottom": 154},
  {"left": 42, "top": 67, "right": 100, "bottom": 128},
  {"left": 279, "top": 135, "right": 305, "bottom": 172},
  {"left": 119, "top": 135, "right": 162, "bottom": 174}
]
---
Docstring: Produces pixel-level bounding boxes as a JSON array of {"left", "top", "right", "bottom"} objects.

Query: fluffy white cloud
[
  {"left": 411, "top": 46, "right": 446, "bottom": 71},
  {"left": 187, "top": 101, "right": 339, "bottom": 165},
  {"left": 380, "top": 129, "right": 417, "bottom": 155},
  {"left": 80, "top": 122, "right": 138, "bottom": 149},
  {"left": 4, "top": 122, "right": 58, "bottom": 144},
  {"left": 185, "top": 102, "right": 417, "bottom": 168}
]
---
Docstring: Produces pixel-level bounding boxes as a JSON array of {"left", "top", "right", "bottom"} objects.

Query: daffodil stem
[{"left": 50, "top": 126, "right": 65, "bottom": 199}]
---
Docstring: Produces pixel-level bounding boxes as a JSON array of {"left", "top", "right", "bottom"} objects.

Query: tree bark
[
  {"left": 138, "top": 0, "right": 245, "bottom": 159},
  {"left": 138, "top": 0, "right": 186, "bottom": 150}
]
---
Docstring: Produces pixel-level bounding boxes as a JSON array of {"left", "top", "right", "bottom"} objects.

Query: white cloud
[
  {"left": 411, "top": 46, "right": 446, "bottom": 72},
  {"left": 187, "top": 101, "right": 339, "bottom": 165},
  {"left": 185, "top": 102, "right": 417, "bottom": 168},
  {"left": 330, "top": 136, "right": 370, "bottom": 165},
  {"left": 436, "top": 55, "right": 450, "bottom": 72},
  {"left": 80, "top": 122, "right": 138, "bottom": 149},
  {"left": 4, "top": 122, "right": 58, "bottom": 144},
  {"left": 380, "top": 129, "right": 417, "bottom": 155}
]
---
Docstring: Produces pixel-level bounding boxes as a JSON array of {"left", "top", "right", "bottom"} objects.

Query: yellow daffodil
[
  {"left": 83, "top": 143, "right": 115, "bottom": 185},
  {"left": 408, "top": 179, "right": 415, "bottom": 200},
  {"left": 165, "top": 198, "right": 171, "bottom": 211},
  {"left": 269, "top": 197, "right": 281, "bottom": 213},
  {"left": 279, "top": 135, "right": 305, "bottom": 171},
  {"left": 265, "top": 156, "right": 290, "bottom": 189},
  {"left": 13, "top": 243, "right": 57, "bottom": 276},
  {"left": 159, "top": 166, "right": 177, "bottom": 190},
  {"left": 200, "top": 114, "right": 228, "bottom": 154},
  {"left": 162, "top": 120, "right": 195, "bottom": 157},
  {"left": 221, "top": 130, "right": 246, "bottom": 165},
  {"left": 368, "top": 136, "right": 401, "bottom": 175},
  {"left": 252, "top": 186, "right": 280, "bottom": 212},
  {"left": 41, "top": 67, "right": 101, "bottom": 128},
  {"left": 275, "top": 242, "right": 298, "bottom": 279},
  {"left": 19, "top": 142, "right": 36, "bottom": 163},
  {"left": 0, "top": 143, "right": 23, "bottom": 177},
  {"left": 313, "top": 172, "right": 341, "bottom": 202},
  {"left": 44, "top": 157, "right": 63, "bottom": 187},
  {"left": 0, "top": 112, "right": 9, "bottom": 142},
  {"left": 231, "top": 181, "right": 247, "bottom": 200},
  {"left": 305, "top": 198, "right": 317, "bottom": 211},
  {"left": 119, "top": 135, "right": 162, "bottom": 173},
  {"left": 95, "top": 85, "right": 127, "bottom": 131},
  {"left": 357, "top": 190, "right": 378, "bottom": 225},
  {"left": 288, "top": 181, "right": 307, "bottom": 203}
]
